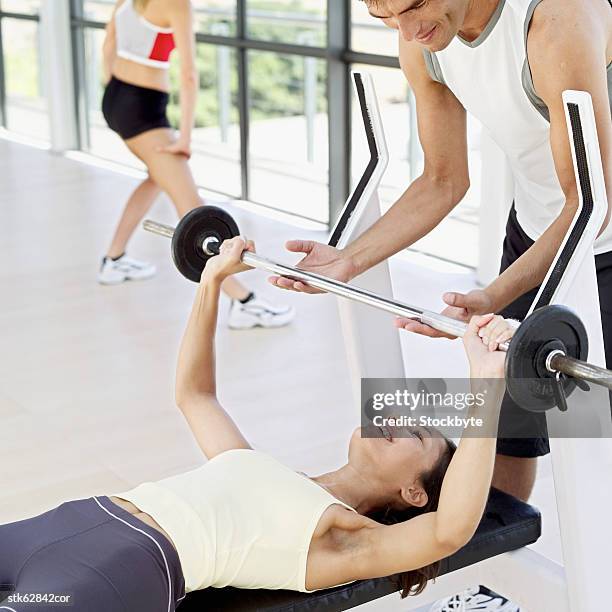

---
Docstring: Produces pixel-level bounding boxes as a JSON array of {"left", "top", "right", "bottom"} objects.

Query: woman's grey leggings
[{"left": 0, "top": 496, "right": 185, "bottom": 611}]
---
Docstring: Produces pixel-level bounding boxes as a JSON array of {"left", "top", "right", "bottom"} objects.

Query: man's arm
[
  {"left": 484, "top": 0, "right": 612, "bottom": 312},
  {"left": 342, "top": 40, "right": 470, "bottom": 273},
  {"left": 271, "top": 39, "right": 469, "bottom": 291},
  {"left": 175, "top": 239, "right": 253, "bottom": 459}
]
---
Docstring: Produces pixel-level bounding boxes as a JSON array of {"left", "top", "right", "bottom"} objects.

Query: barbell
[{"left": 143, "top": 206, "right": 612, "bottom": 413}]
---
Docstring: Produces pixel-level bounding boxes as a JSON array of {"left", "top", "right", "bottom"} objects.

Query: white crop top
[
  {"left": 114, "top": 449, "right": 356, "bottom": 593},
  {"left": 115, "top": 0, "right": 176, "bottom": 69}
]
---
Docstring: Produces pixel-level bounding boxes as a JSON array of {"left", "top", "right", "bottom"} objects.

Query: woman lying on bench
[{"left": 0, "top": 238, "right": 511, "bottom": 612}]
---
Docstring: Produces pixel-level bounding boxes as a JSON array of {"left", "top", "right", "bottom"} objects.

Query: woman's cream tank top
[{"left": 114, "top": 449, "right": 355, "bottom": 593}]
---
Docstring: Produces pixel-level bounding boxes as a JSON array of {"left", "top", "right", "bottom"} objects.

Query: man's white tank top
[{"left": 423, "top": 0, "right": 612, "bottom": 254}]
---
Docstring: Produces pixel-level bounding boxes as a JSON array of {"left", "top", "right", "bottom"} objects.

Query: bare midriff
[
  {"left": 112, "top": 56, "right": 170, "bottom": 93},
  {"left": 109, "top": 495, "right": 178, "bottom": 551}
]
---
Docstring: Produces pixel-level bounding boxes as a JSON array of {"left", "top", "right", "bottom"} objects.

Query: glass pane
[
  {"left": 350, "top": 0, "right": 398, "bottom": 56},
  {"left": 2, "top": 18, "right": 49, "bottom": 141},
  {"left": 247, "top": 0, "right": 326, "bottom": 47},
  {"left": 193, "top": 0, "right": 237, "bottom": 37},
  {"left": 248, "top": 50, "right": 328, "bottom": 223},
  {"left": 0, "top": 0, "right": 40, "bottom": 15},
  {"left": 178, "top": 43, "right": 241, "bottom": 197},
  {"left": 81, "top": 0, "right": 115, "bottom": 22},
  {"left": 350, "top": 65, "right": 480, "bottom": 268}
]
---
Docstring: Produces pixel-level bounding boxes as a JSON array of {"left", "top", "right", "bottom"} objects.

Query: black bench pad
[{"left": 178, "top": 488, "right": 541, "bottom": 612}]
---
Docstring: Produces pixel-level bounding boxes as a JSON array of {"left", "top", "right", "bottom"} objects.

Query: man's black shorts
[{"left": 496, "top": 205, "right": 612, "bottom": 458}]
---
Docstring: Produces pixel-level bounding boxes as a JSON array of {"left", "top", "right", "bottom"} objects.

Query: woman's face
[{"left": 348, "top": 424, "right": 447, "bottom": 507}]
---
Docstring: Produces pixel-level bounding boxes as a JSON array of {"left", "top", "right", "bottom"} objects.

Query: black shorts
[
  {"left": 102, "top": 76, "right": 171, "bottom": 140},
  {"left": 0, "top": 496, "right": 185, "bottom": 611},
  {"left": 496, "top": 205, "right": 612, "bottom": 458}
]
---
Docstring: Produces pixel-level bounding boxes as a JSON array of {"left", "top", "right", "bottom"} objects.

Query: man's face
[{"left": 364, "top": 0, "right": 467, "bottom": 52}]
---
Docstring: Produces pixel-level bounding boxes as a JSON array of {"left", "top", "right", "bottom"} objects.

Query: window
[
  {"left": 0, "top": 0, "right": 41, "bottom": 15},
  {"left": 57, "top": 0, "right": 481, "bottom": 268},
  {"left": 1, "top": 17, "right": 49, "bottom": 141},
  {"left": 187, "top": 43, "right": 241, "bottom": 197},
  {"left": 248, "top": 50, "right": 328, "bottom": 222},
  {"left": 247, "top": 0, "right": 326, "bottom": 47},
  {"left": 194, "top": 0, "right": 237, "bottom": 37},
  {"left": 81, "top": 0, "right": 115, "bottom": 22}
]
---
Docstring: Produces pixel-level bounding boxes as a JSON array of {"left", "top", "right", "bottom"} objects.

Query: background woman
[
  {"left": 0, "top": 237, "right": 510, "bottom": 611},
  {"left": 98, "top": 0, "right": 294, "bottom": 330}
]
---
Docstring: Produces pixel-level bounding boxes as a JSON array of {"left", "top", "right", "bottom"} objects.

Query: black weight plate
[
  {"left": 505, "top": 305, "right": 589, "bottom": 412},
  {"left": 171, "top": 206, "right": 240, "bottom": 283}
]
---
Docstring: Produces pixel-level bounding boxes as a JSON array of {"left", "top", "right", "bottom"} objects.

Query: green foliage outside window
[
  {"left": 166, "top": 0, "right": 327, "bottom": 129},
  {"left": 2, "top": 23, "right": 40, "bottom": 100},
  {"left": 1, "top": 1, "right": 327, "bottom": 130}
]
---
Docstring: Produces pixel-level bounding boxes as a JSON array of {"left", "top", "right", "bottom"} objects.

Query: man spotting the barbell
[
  {"left": 272, "top": 3, "right": 611, "bottom": 608},
  {"left": 1, "top": 237, "right": 513, "bottom": 611},
  {"left": 272, "top": 0, "right": 612, "bottom": 505}
]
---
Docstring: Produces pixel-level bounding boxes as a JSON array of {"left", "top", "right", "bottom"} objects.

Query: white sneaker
[
  {"left": 98, "top": 255, "right": 157, "bottom": 285},
  {"left": 430, "top": 587, "right": 520, "bottom": 612},
  {"left": 228, "top": 296, "right": 295, "bottom": 329}
]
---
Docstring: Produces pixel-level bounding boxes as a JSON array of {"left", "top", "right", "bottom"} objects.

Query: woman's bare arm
[
  {"left": 350, "top": 316, "right": 508, "bottom": 580},
  {"left": 167, "top": 0, "right": 198, "bottom": 149},
  {"left": 175, "top": 239, "right": 254, "bottom": 459},
  {"left": 102, "top": 1, "right": 125, "bottom": 83}
]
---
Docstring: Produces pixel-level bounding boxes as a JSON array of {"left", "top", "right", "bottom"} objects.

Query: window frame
[{"left": 0, "top": 0, "right": 404, "bottom": 227}]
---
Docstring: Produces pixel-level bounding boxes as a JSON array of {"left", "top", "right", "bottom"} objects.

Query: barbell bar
[{"left": 143, "top": 207, "right": 612, "bottom": 411}]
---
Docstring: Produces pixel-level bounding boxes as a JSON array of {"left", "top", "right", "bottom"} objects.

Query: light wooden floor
[{"left": 0, "top": 137, "right": 561, "bottom": 610}]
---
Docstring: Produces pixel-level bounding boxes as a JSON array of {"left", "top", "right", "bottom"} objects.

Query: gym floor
[{"left": 0, "top": 137, "right": 561, "bottom": 611}]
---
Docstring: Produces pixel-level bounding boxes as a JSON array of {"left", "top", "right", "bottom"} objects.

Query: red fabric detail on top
[{"left": 149, "top": 32, "right": 175, "bottom": 62}]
